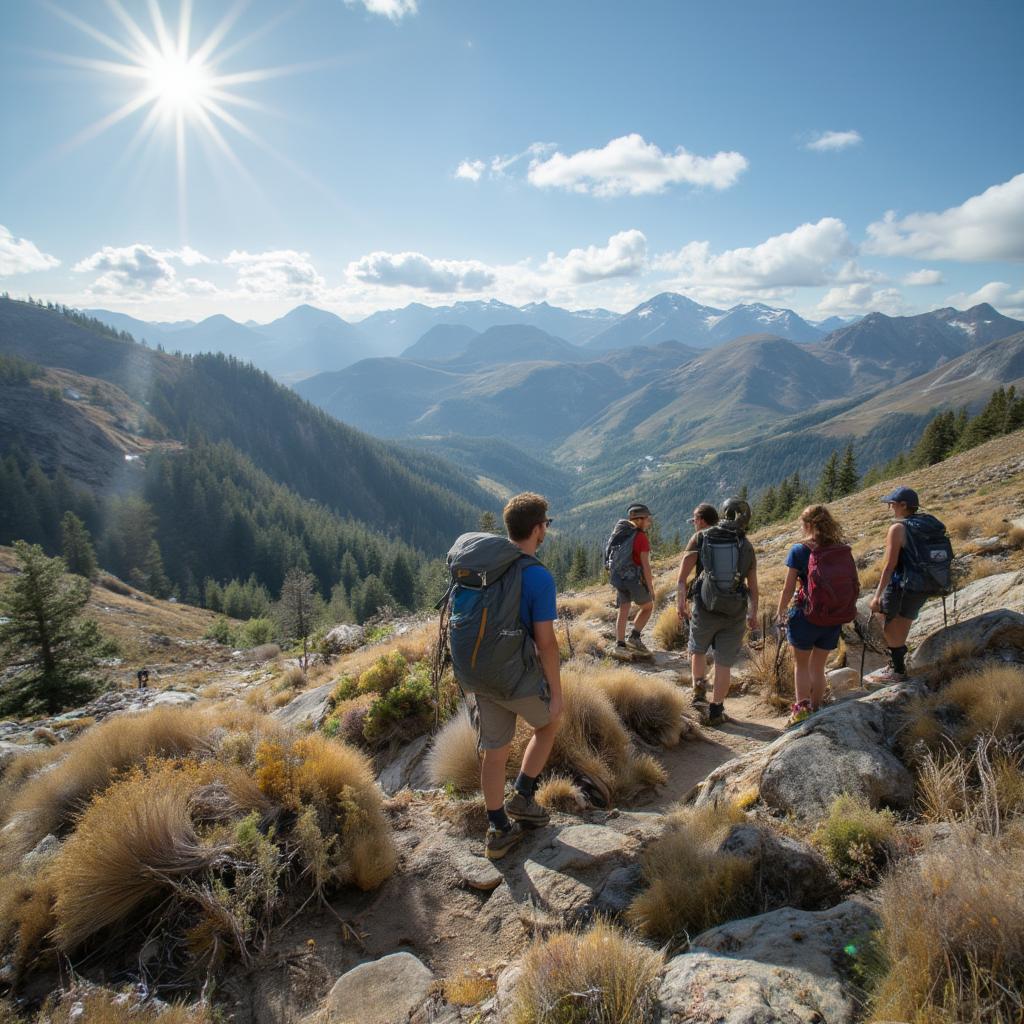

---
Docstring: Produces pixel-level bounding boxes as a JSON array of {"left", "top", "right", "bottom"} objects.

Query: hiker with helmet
[
  {"left": 604, "top": 503, "right": 657, "bottom": 654},
  {"left": 864, "top": 486, "right": 953, "bottom": 685},
  {"left": 774, "top": 505, "right": 859, "bottom": 725},
  {"left": 675, "top": 498, "right": 758, "bottom": 726},
  {"left": 443, "top": 492, "right": 563, "bottom": 860}
]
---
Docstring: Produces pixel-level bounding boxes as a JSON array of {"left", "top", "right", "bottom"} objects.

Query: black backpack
[
  {"left": 696, "top": 524, "right": 748, "bottom": 617},
  {"left": 604, "top": 519, "right": 640, "bottom": 588},
  {"left": 900, "top": 514, "right": 954, "bottom": 596}
]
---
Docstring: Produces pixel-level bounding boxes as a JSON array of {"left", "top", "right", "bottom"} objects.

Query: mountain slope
[
  {"left": 250, "top": 304, "right": 370, "bottom": 378},
  {"left": 584, "top": 292, "right": 724, "bottom": 351},
  {"left": 446, "top": 325, "right": 587, "bottom": 369},
  {"left": 400, "top": 324, "right": 480, "bottom": 361}
]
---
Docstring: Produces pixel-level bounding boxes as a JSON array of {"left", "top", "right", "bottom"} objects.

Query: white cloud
[
  {"left": 347, "top": 251, "right": 496, "bottom": 292},
  {"left": 527, "top": 133, "right": 748, "bottom": 196},
  {"left": 455, "top": 159, "right": 485, "bottom": 182},
  {"left": 815, "top": 283, "right": 906, "bottom": 318},
  {"left": 806, "top": 130, "right": 862, "bottom": 152},
  {"left": 224, "top": 249, "right": 325, "bottom": 298},
  {"left": 0, "top": 225, "right": 60, "bottom": 276},
  {"left": 656, "top": 217, "right": 854, "bottom": 291},
  {"left": 73, "top": 243, "right": 215, "bottom": 299},
  {"left": 904, "top": 268, "right": 944, "bottom": 286},
  {"left": 540, "top": 230, "right": 648, "bottom": 284},
  {"left": 944, "top": 280, "right": 1024, "bottom": 318},
  {"left": 345, "top": 0, "right": 417, "bottom": 21},
  {"left": 865, "top": 173, "right": 1024, "bottom": 261}
]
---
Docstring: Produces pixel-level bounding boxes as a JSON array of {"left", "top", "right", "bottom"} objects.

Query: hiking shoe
[
  {"left": 626, "top": 631, "right": 649, "bottom": 653},
  {"left": 787, "top": 700, "right": 812, "bottom": 728},
  {"left": 863, "top": 665, "right": 907, "bottom": 688},
  {"left": 707, "top": 702, "right": 726, "bottom": 727},
  {"left": 484, "top": 822, "right": 524, "bottom": 860},
  {"left": 691, "top": 678, "right": 708, "bottom": 706},
  {"left": 506, "top": 790, "right": 551, "bottom": 827}
]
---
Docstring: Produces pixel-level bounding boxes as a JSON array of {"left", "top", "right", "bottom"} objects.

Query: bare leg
[
  {"left": 480, "top": 744, "right": 511, "bottom": 811},
  {"left": 792, "top": 646, "right": 812, "bottom": 705},
  {"left": 616, "top": 602, "right": 631, "bottom": 642},
  {"left": 520, "top": 719, "right": 560, "bottom": 778},
  {"left": 632, "top": 601, "right": 654, "bottom": 633},
  {"left": 809, "top": 648, "right": 830, "bottom": 708},
  {"left": 712, "top": 664, "right": 732, "bottom": 704},
  {"left": 882, "top": 616, "right": 913, "bottom": 649},
  {"left": 691, "top": 650, "right": 708, "bottom": 683}
]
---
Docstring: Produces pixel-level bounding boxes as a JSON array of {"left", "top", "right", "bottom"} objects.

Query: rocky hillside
[{"left": 0, "top": 431, "right": 1022, "bottom": 1024}]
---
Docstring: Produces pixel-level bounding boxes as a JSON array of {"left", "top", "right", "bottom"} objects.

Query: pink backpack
[{"left": 801, "top": 544, "right": 859, "bottom": 626}]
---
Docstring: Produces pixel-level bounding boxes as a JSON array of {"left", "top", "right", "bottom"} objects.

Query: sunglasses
[{"left": 538, "top": 518, "right": 553, "bottom": 527}]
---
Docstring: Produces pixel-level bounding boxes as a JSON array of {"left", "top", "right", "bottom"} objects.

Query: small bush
[
  {"left": 651, "top": 605, "right": 686, "bottom": 651},
  {"left": 357, "top": 651, "right": 408, "bottom": 695},
  {"left": 362, "top": 666, "right": 434, "bottom": 747},
  {"left": 870, "top": 830, "right": 1024, "bottom": 1024},
  {"left": 330, "top": 674, "right": 359, "bottom": 703},
  {"left": 590, "top": 665, "right": 691, "bottom": 746},
  {"left": 810, "top": 793, "right": 897, "bottom": 882},
  {"left": 238, "top": 618, "right": 275, "bottom": 647},
  {"left": 628, "top": 803, "right": 753, "bottom": 942},
  {"left": 249, "top": 643, "right": 281, "bottom": 664},
  {"left": 205, "top": 616, "right": 235, "bottom": 645},
  {"left": 510, "top": 921, "right": 663, "bottom": 1024}
]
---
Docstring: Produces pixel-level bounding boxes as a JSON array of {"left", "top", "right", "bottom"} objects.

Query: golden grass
[
  {"left": 746, "top": 631, "right": 795, "bottom": 713},
  {"left": 859, "top": 560, "right": 884, "bottom": 595},
  {"left": 629, "top": 751, "right": 668, "bottom": 788},
  {"left": 960, "top": 557, "right": 1004, "bottom": 585},
  {"left": 627, "top": 803, "right": 753, "bottom": 942},
  {"left": 651, "top": 605, "right": 686, "bottom": 651},
  {"left": 0, "top": 866, "right": 56, "bottom": 982},
  {"left": 40, "top": 992, "right": 212, "bottom": 1024},
  {"left": 442, "top": 972, "right": 496, "bottom": 1007},
  {"left": 869, "top": 830, "right": 1024, "bottom": 1024},
  {"left": 509, "top": 921, "right": 664, "bottom": 1024},
  {"left": 945, "top": 514, "right": 973, "bottom": 541},
  {"left": 536, "top": 774, "right": 586, "bottom": 812},
  {"left": 810, "top": 793, "right": 897, "bottom": 882},
  {"left": 589, "top": 665, "right": 691, "bottom": 746},
  {"left": 653, "top": 581, "right": 675, "bottom": 610},
  {"left": 558, "top": 620, "right": 605, "bottom": 661},
  {"left": 425, "top": 706, "right": 480, "bottom": 793},
  {"left": 1008, "top": 525, "right": 1024, "bottom": 550}
]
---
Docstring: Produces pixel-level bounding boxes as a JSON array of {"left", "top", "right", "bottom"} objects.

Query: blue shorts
[{"left": 786, "top": 607, "right": 842, "bottom": 651}]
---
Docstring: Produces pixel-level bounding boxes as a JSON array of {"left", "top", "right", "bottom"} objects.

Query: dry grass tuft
[
  {"left": 810, "top": 793, "right": 897, "bottom": 882},
  {"left": 1007, "top": 525, "right": 1024, "bottom": 550},
  {"left": 651, "top": 605, "right": 686, "bottom": 651},
  {"left": 627, "top": 803, "right": 753, "bottom": 942},
  {"left": 442, "top": 972, "right": 496, "bottom": 1007},
  {"left": 945, "top": 514, "right": 973, "bottom": 541},
  {"left": 558, "top": 620, "right": 605, "bottom": 661},
  {"left": 45, "top": 990, "right": 213, "bottom": 1024},
  {"left": 0, "top": 866, "right": 56, "bottom": 982},
  {"left": 510, "top": 921, "right": 664, "bottom": 1024},
  {"left": 557, "top": 596, "right": 596, "bottom": 619},
  {"left": 746, "top": 631, "right": 794, "bottom": 713},
  {"left": 629, "top": 752, "right": 668, "bottom": 788},
  {"left": 536, "top": 774, "right": 587, "bottom": 812},
  {"left": 590, "top": 666, "right": 691, "bottom": 746},
  {"left": 425, "top": 706, "right": 480, "bottom": 793},
  {"left": 869, "top": 830, "right": 1024, "bottom": 1024}
]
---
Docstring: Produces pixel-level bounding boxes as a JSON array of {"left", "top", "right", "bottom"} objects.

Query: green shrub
[
  {"left": 363, "top": 666, "right": 434, "bottom": 746},
  {"left": 357, "top": 651, "right": 408, "bottom": 695},
  {"left": 330, "top": 675, "right": 358, "bottom": 704},
  {"left": 238, "top": 618, "right": 274, "bottom": 647},
  {"left": 811, "top": 794, "right": 897, "bottom": 881},
  {"left": 205, "top": 616, "right": 235, "bottom": 646}
]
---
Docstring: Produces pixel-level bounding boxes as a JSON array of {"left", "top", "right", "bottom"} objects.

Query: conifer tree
[
  {"left": 61, "top": 511, "right": 98, "bottom": 579},
  {"left": 143, "top": 541, "right": 171, "bottom": 598},
  {"left": 837, "top": 444, "right": 858, "bottom": 496},
  {"left": 352, "top": 574, "right": 393, "bottom": 624},
  {"left": 568, "top": 545, "right": 590, "bottom": 588},
  {"left": 0, "top": 542, "right": 115, "bottom": 714},
  {"left": 478, "top": 510, "right": 499, "bottom": 533},
  {"left": 817, "top": 451, "right": 839, "bottom": 502},
  {"left": 274, "top": 568, "right": 324, "bottom": 671}
]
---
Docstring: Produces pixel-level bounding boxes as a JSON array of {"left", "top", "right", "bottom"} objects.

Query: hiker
[
  {"left": 675, "top": 498, "right": 758, "bottom": 726},
  {"left": 136, "top": 668, "right": 149, "bottom": 689},
  {"left": 604, "top": 503, "right": 656, "bottom": 654},
  {"left": 864, "top": 486, "right": 953, "bottom": 685},
  {"left": 775, "top": 505, "right": 859, "bottom": 725},
  {"left": 445, "top": 492, "right": 563, "bottom": 860}
]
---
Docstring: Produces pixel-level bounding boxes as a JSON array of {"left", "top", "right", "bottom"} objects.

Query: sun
[{"left": 144, "top": 50, "right": 211, "bottom": 113}]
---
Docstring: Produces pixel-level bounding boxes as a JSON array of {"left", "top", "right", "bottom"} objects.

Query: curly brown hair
[
  {"left": 799, "top": 504, "right": 845, "bottom": 546},
  {"left": 503, "top": 492, "right": 549, "bottom": 541}
]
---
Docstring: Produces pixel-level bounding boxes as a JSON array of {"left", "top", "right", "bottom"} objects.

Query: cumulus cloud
[
  {"left": 455, "top": 160, "right": 485, "bottom": 182},
  {"left": 806, "top": 130, "right": 862, "bottom": 152},
  {"left": 540, "top": 230, "right": 648, "bottom": 283},
  {"left": 345, "top": 0, "right": 417, "bottom": 21},
  {"left": 0, "top": 225, "right": 61, "bottom": 276},
  {"left": 347, "top": 251, "right": 496, "bottom": 292},
  {"left": 224, "top": 249, "right": 325, "bottom": 298},
  {"left": 527, "top": 133, "right": 748, "bottom": 196},
  {"left": 656, "top": 218, "right": 854, "bottom": 292},
  {"left": 944, "top": 280, "right": 1024, "bottom": 318},
  {"left": 904, "top": 268, "right": 944, "bottom": 286},
  {"left": 865, "top": 173, "right": 1024, "bottom": 261},
  {"left": 815, "top": 283, "right": 906, "bottom": 317},
  {"left": 74, "top": 244, "right": 184, "bottom": 298}
]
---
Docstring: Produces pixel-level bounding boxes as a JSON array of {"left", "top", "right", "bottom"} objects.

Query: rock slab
[{"left": 321, "top": 952, "right": 434, "bottom": 1024}]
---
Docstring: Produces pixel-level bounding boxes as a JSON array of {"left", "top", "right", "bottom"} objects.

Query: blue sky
[{"left": 2, "top": 0, "right": 1023, "bottom": 323}]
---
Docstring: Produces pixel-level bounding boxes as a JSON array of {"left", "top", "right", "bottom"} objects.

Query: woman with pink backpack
[{"left": 774, "top": 505, "right": 859, "bottom": 726}]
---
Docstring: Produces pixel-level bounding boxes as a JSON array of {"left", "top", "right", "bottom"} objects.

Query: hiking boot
[
  {"left": 626, "top": 631, "right": 649, "bottom": 653},
  {"left": 863, "top": 665, "right": 907, "bottom": 689},
  {"left": 787, "top": 700, "right": 812, "bottom": 728},
  {"left": 484, "top": 821, "right": 524, "bottom": 860},
  {"left": 707, "top": 702, "right": 726, "bottom": 727},
  {"left": 691, "top": 678, "right": 708, "bottom": 706},
  {"left": 506, "top": 790, "right": 551, "bottom": 827}
]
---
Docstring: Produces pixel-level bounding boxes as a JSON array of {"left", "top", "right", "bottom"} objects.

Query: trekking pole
[
  {"left": 564, "top": 616, "right": 574, "bottom": 659},
  {"left": 431, "top": 602, "right": 451, "bottom": 730},
  {"left": 853, "top": 617, "right": 867, "bottom": 682}
]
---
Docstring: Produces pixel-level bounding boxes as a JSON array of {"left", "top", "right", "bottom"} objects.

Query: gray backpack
[
  {"left": 604, "top": 519, "right": 640, "bottom": 588},
  {"left": 697, "top": 525, "right": 748, "bottom": 617},
  {"left": 443, "top": 532, "right": 545, "bottom": 701}
]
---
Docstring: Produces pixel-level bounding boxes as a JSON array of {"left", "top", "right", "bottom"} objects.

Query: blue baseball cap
[{"left": 881, "top": 486, "right": 919, "bottom": 506}]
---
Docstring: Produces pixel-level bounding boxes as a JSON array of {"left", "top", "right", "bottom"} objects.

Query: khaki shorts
[
  {"left": 468, "top": 687, "right": 551, "bottom": 750},
  {"left": 687, "top": 599, "right": 746, "bottom": 668},
  {"left": 614, "top": 578, "right": 653, "bottom": 607}
]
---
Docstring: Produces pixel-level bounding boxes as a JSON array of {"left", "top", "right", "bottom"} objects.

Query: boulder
[
  {"left": 659, "top": 898, "right": 879, "bottom": 1024},
  {"left": 453, "top": 851, "right": 503, "bottom": 892},
  {"left": 909, "top": 571, "right": 1023, "bottom": 644},
  {"left": 0, "top": 740, "right": 45, "bottom": 773},
  {"left": 146, "top": 690, "right": 198, "bottom": 708},
  {"left": 323, "top": 624, "right": 364, "bottom": 658},
  {"left": 911, "top": 608, "right": 1024, "bottom": 670},
  {"left": 321, "top": 952, "right": 434, "bottom": 1024},
  {"left": 378, "top": 734, "right": 432, "bottom": 795},
  {"left": 273, "top": 682, "right": 334, "bottom": 729},
  {"left": 827, "top": 666, "right": 863, "bottom": 695}
]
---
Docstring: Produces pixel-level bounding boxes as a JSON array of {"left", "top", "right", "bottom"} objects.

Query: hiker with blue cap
[{"left": 864, "top": 485, "right": 953, "bottom": 685}]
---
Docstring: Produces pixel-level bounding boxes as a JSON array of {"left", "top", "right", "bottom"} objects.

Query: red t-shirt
[{"left": 631, "top": 529, "right": 651, "bottom": 566}]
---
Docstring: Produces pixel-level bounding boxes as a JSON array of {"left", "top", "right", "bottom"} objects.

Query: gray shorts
[
  {"left": 468, "top": 687, "right": 551, "bottom": 750},
  {"left": 687, "top": 600, "right": 746, "bottom": 668},
  {"left": 614, "top": 578, "right": 653, "bottom": 607},
  {"left": 881, "top": 583, "right": 929, "bottom": 623}
]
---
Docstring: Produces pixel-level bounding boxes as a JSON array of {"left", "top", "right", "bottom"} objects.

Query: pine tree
[
  {"left": 274, "top": 568, "right": 324, "bottom": 670},
  {"left": 61, "top": 511, "right": 98, "bottom": 579},
  {"left": 817, "top": 451, "right": 839, "bottom": 502},
  {"left": 0, "top": 542, "right": 115, "bottom": 714},
  {"left": 837, "top": 444, "right": 858, "bottom": 496},
  {"left": 383, "top": 552, "right": 416, "bottom": 609},
  {"left": 568, "top": 545, "right": 590, "bottom": 588},
  {"left": 352, "top": 574, "right": 393, "bottom": 624},
  {"left": 478, "top": 510, "right": 499, "bottom": 533}
]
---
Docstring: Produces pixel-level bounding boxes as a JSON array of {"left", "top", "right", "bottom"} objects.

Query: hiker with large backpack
[
  {"left": 865, "top": 485, "right": 953, "bottom": 685},
  {"left": 443, "top": 492, "right": 563, "bottom": 861},
  {"left": 675, "top": 498, "right": 759, "bottom": 726},
  {"left": 604, "top": 503, "right": 657, "bottom": 654},
  {"left": 774, "top": 505, "right": 859, "bottom": 725}
]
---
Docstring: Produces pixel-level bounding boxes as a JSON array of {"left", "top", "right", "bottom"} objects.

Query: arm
[
  {"left": 746, "top": 561, "right": 759, "bottom": 630},
  {"left": 639, "top": 548, "right": 655, "bottom": 595},
  {"left": 533, "top": 620, "right": 563, "bottom": 721},
  {"left": 776, "top": 567, "right": 800, "bottom": 623},
  {"left": 869, "top": 524, "right": 905, "bottom": 613},
  {"left": 675, "top": 548, "right": 699, "bottom": 619}
]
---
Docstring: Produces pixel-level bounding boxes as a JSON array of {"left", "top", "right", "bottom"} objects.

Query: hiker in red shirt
[{"left": 605, "top": 503, "right": 656, "bottom": 654}]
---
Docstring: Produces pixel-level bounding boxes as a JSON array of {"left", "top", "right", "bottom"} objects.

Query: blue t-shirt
[
  {"left": 785, "top": 543, "right": 812, "bottom": 590},
  {"left": 520, "top": 563, "right": 557, "bottom": 636}
]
